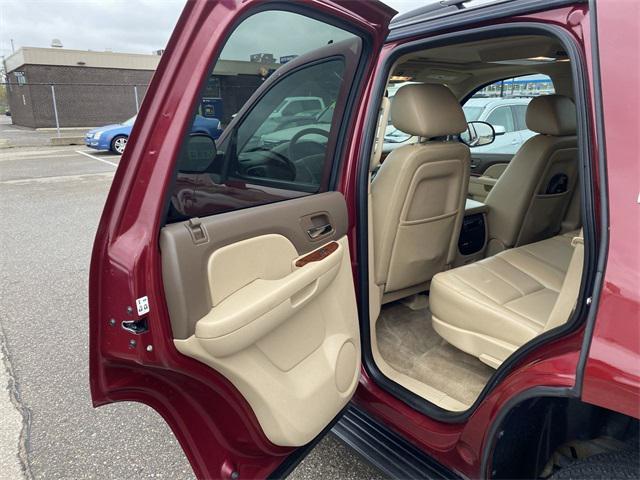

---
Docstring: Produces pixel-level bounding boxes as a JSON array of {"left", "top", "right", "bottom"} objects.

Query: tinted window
[
  {"left": 167, "top": 10, "right": 359, "bottom": 222},
  {"left": 231, "top": 59, "right": 344, "bottom": 189}
]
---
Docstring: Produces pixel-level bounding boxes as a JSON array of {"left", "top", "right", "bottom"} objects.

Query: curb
[{"left": 50, "top": 136, "right": 85, "bottom": 146}]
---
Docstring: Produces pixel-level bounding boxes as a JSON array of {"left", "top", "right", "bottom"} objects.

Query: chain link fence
[{"left": 3, "top": 81, "right": 150, "bottom": 136}]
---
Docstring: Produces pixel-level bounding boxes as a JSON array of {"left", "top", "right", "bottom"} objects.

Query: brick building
[{"left": 5, "top": 47, "right": 277, "bottom": 128}]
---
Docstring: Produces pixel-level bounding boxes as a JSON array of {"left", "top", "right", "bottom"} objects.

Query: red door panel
[{"left": 89, "top": 1, "right": 394, "bottom": 478}]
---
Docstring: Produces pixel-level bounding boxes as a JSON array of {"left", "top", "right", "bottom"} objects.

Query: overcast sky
[{"left": 0, "top": 0, "right": 427, "bottom": 58}]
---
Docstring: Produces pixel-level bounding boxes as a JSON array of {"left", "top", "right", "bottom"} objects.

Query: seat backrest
[
  {"left": 371, "top": 84, "right": 469, "bottom": 296},
  {"left": 545, "top": 230, "right": 584, "bottom": 332},
  {"left": 485, "top": 95, "right": 578, "bottom": 254}
]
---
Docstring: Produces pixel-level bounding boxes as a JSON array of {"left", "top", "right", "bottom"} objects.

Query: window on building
[{"left": 14, "top": 71, "right": 27, "bottom": 86}]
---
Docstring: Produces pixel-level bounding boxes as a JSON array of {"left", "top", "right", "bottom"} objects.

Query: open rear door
[{"left": 89, "top": 0, "right": 394, "bottom": 478}]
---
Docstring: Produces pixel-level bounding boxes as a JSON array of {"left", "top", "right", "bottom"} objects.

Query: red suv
[{"left": 89, "top": 0, "right": 640, "bottom": 478}]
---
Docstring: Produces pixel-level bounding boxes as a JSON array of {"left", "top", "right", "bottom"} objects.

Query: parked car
[
  {"left": 84, "top": 114, "right": 223, "bottom": 154},
  {"left": 462, "top": 97, "right": 535, "bottom": 154},
  {"left": 254, "top": 96, "right": 327, "bottom": 137},
  {"left": 90, "top": 2, "right": 639, "bottom": 480}
]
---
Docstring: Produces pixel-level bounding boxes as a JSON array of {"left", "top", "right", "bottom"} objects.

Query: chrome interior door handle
[{"left": 307, "top": 223, "right": 332, "bottom": 239}]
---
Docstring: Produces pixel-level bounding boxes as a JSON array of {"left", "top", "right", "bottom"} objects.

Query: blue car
[{"left": 84, "top": 115, "right": 223, "bottom": 154}]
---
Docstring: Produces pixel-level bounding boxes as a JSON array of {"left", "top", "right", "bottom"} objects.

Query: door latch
[
  {"left": 121, "top": 318, "right": 148, "bottom": 334},
  {"left": 185, "top": 217, "right": 209, "bottom": 245}
]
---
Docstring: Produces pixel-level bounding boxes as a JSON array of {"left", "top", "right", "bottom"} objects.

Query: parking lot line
[{"left": 75, "top": 150, "right": 118, "bottom": 167}]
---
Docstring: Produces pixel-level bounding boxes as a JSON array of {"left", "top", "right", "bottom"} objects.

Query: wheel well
[{"left": 489, "top": 396, "right": 639, "bottom": 478}]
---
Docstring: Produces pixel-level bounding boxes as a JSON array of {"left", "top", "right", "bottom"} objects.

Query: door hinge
[{"left": 185, "top": 217, "right": 209, "bottom": 245}]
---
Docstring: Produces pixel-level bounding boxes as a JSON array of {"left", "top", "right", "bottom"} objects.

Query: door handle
[{"left": 307, "top": 223, "right": 332, "bottom": 239}]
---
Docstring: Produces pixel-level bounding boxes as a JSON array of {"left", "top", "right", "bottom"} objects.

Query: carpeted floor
[{"left": 376, "top": 296, "right": 494, "bottom": 407}]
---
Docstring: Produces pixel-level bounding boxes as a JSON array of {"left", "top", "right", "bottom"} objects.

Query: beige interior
[
  {"left": 430, "top": 231, "right": 583, "bottom": 368},
  {"left": 371, "top": 84, "right": 469, "bottom": 300},
  {"left": 161, "top": 193, "right": 360, "bottom": 447},
  {"left": 468, "top": 163, "right": 508, "bottom": 202},
  {"left": 485, "top": 95, "right": 578, "bottom": 254},
  {"left": 368, "top": 34, "right": 585, "bottom": 410},
  {"left": 389, "top": 35, "right": 574, "bottom": 100}
]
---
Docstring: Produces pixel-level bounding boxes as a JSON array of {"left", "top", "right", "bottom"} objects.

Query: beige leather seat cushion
[{"left": 430, "top": 232, "right": 577, "bottom": 367}]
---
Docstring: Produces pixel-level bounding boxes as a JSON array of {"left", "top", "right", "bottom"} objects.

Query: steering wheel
[{"left": 288, "top": 128, "right": 330, "bottom": 163}]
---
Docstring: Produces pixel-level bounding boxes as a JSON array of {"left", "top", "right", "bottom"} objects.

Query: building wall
[
  {"left": 7, "top": 65, "right": 153, "bottom": 128},
  {"left": 6, "top": 80, "right": 37, "bottom": 128},
  {"left": 217, "top": 74, "right": 265, "bottom": 124},
  {"left": 5, "top": 51, "right": 272, "bottom": 128}
]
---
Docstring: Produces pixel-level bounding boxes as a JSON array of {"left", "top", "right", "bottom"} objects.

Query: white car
[
  {"left": 462, "top": 97, "right": 535, "bottom": 154},
  {"left": 382, "top": 93, "right": 537, "bottom": 155}
]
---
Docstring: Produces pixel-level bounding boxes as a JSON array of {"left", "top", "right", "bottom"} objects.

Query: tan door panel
[
  {"left": 160, "top": 192, "right": 359, "bottom": 447},
  {"left": 468, "top": 163, "right": 507, "bottom": 201}
]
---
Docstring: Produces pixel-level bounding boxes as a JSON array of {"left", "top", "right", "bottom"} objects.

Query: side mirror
[
  {"left": 493, "top": 125, "right": 507, "bottom": 136},
  {"left": 177, "top": 133, "right": 217, "bottom": 173},
  {"left": 460, "top": 121, "right": 496, "bottom": 147}
]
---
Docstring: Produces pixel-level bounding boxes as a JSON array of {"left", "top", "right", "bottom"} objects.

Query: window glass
[
  {"left": 167, "top": 10, "right": 359, "bottom": 222},
  {"left": 512, "top": 104, "right": 528, "bottom": 131},
  {"left": 463, "top": 74, "right": 555, "bottom": 154},
  {"left": 231, "top": 59, "right": 344, "bottom": 188}
]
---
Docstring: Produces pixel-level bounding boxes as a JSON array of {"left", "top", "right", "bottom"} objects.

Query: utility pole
[{"left": 10, "top": 39, "right": 15, "bottom": 54}]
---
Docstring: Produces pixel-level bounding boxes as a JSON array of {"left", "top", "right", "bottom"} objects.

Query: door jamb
[{"left": 355, "top": 21, "right": 603, "bottom": 423}]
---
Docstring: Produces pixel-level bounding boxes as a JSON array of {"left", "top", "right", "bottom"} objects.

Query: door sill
[{"left": 332, "top": 404, "right": 459, "bottom": 479}]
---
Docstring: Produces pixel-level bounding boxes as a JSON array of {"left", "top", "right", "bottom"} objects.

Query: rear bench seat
[{"left": 430, "top": 231, "right": 583, "bottom": 368}]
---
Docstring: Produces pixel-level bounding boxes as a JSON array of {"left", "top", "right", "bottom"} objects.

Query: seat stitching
[
  {"left": 447, "top": 271, "right": 520, "bottom": 305},
  {"left": 498, "top": 253, "right": 563, "bottom": 292},
  {"left": 503, "top": 289, "right": 559, "bottom": 327},
  {"left": 436, "top": 277, "right": 541, "bottom": 334},
  {"left": 476, "top": 258, "right": 541, "bottom": 296},
  {"left": 517, "top": 246, "right": 568, "bottom": 274}
]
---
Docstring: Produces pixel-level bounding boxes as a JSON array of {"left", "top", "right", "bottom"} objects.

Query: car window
[
  {"left": 463, "top": 74, "right": 555, "bottom": 153},
  {"left": 512, "top": 104, "right": 528, "bottom": 131},
  {"left": 463, "top": 106, "right": 483, "bottom": 121},
  {"left": 485, "top": 106, "right": 515, "bottom": 132},
  {"left": 166, "top": 10, "right": 360, "bottom": 222},
  {"left": 232, "top": 59, "right": 344, "bottom": 186}
]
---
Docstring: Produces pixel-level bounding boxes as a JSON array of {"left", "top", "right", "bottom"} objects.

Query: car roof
[{"left": 390, "top": 0, "right": 506, "bottom": 29}]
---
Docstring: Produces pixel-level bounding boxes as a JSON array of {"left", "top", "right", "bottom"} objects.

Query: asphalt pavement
[{"left": 0, "top": 142, "right": 384, "bottom": 480}]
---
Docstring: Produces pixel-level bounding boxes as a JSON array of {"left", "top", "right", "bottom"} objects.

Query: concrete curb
[{"left": 50, "top": 136, "right": 85, "bottom": 146}]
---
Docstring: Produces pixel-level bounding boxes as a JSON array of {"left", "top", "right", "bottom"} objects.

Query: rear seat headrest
[
  {"left": 526, "top": 94, "right": 576, "bottom": 136},
  {"left": 391, "top": 84, "right": 467, "bottom": 138}
]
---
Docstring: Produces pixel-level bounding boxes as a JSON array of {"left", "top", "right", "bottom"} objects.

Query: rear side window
[
  {"left": 463, "top": 74, "right": 555, "bottom": 153},
  {"left": 167, "top": 10, "right": 361, "bottom": 222}
]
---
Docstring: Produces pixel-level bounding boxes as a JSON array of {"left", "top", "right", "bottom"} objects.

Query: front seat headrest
[
  {"left": 526, "top": 94, "right": 576, "bottom": 136},
  {"left": 391, "top": 84, "right": 467, "bottom": 138}
]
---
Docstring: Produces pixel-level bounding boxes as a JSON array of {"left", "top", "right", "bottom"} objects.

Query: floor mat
[{"left": 376, "top": 298, "right": 494, "bottom": 407}]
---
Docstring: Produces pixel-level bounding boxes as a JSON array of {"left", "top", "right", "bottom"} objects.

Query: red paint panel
[
  {"left": 89, "top": 0, "right": 393, "bottom": 478},
  {"left": 580, "top": 0, "right": 640, "bottom": 419}
]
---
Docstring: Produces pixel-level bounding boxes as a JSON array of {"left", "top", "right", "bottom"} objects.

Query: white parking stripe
[
  {"left": 0, "top": 152, "right": 79, "bottom": 161},
  {"left": 75, "top": 150, "right": 119, "bottom": 167}
]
